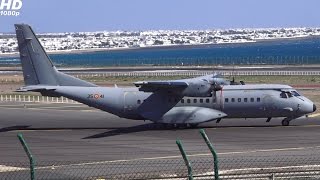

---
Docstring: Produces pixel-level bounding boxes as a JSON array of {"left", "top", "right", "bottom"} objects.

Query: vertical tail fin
[
  {"left": 15, "top": 24, "right": 58, "bottom": 85},
  {"left": 15, "top": 24, "right": 96, "bottom": 87}
]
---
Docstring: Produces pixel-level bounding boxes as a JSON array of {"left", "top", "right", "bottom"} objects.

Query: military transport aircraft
[{"left": 14, "top": 24, "right": 316, "bottom": 127}]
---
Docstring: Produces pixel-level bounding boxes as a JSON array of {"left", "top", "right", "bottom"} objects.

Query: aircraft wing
[
  {"left": 134, "top": 81, "right": 188, "bottom": 92},
  {"left": 134, "top": 74, "right": 230, "bottom": 96}
]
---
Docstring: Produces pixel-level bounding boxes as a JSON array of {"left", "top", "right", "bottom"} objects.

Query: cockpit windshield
[
  {"left": 291, "top": 91, "right": 301, "bottom": 97},
  {"left": 280, "top": 90, "right": 301, "bottom": 98}
]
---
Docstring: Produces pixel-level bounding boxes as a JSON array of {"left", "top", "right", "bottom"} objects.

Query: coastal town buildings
[{"left": 1, "top": 28, "right": 320, "bottom": 54}]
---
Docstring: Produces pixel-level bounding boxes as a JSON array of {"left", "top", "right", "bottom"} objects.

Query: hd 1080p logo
[{"left": 0, "top": 0, "right": 22, "bottom": 16}]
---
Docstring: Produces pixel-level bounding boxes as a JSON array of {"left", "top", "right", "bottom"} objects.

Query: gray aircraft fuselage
[
  {"left": 48, "top": 84, "right": 314, "bottom": 124},
  {"left": 14, "top": 23, "right": 316, "bottom": 127}
]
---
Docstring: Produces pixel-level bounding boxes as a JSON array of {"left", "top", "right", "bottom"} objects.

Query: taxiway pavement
[{"left": 0, "top": 102, "right": 319, "bottom": 179}]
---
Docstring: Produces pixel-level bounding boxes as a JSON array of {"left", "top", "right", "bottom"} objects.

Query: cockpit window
[
  {"left": 291, "top": 91, "right": 301, "bottom": 97},
  {"left": 280, "top": 92, "right": 287, "bottom": 98},
  {"left": 286, "top": 92, "right": 293, "bottom": 98}
]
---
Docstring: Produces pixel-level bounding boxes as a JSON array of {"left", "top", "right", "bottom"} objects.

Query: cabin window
[
  {"left": 257, "top": 98, "right": 261, "bottom": 102},
  {"left": 250, "top": 98, "right": 254, "bottom": 102},
  {"left": 280, "top": 92, "right": 287, "bottom": 98},
  {"left": 187, "top": 99, "right": 191, "bottom": 103},
  {"left": 181, "top": 99, "right": 184, "bottom": 103},
  {"left": 137, "top": 100, "right": 141, "bottom": 104},
  {"left": 194, "top": 99, "right": 197, "bottom": 103},
  {"left": 244, "top": 98, "right": 248, "bottom": 102},
  {"left": 200, "top": 99, "right": 203, "bottom": 103},
  {"left": 231, "top": 98, "right": 235, "bottom": 102},
  {"left": 225, "top": 98, "right": 229, "bottom": 103},
  {"left": 238, "top": 98, "right": 241, "bottom": 102},
  {"left": 174, "top": 98, "right": 179, "bottom": 103},
  {"left": 206, "top": 99, "right": 210, "bottom": 103}
]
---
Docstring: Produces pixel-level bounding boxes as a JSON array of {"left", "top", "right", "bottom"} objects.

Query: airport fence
[
  {"left": 0, "top": 94, "right": 78, "bottom": 104},
  {"left": 2, "top": 156, "right": 320, "bottom": 180},
  {"left": 1, "top": 132, "right": 320, "bottom": 180}
]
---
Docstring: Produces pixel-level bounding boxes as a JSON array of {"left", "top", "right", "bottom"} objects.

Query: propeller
[
  {"left": 207, "top": 74, "right": 223, "bottom": 98},
  {"left": 209, "top": 74, "right": 223, "bottom": 104}
]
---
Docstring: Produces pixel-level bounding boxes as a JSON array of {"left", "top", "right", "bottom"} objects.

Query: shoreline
[
  {"left": 1, "top": 35, "right": 320, "bottom": 58},
  {"left": 0, "top": 64, "right": 320, "bottom": 72}
]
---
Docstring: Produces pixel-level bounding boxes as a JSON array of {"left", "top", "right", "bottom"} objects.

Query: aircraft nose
[{"left": 313, "top": 104, "right": 317, "bottom": 112}]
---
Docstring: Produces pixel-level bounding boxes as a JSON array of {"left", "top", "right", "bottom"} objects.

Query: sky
[{"left": 1, "top": 0, "right": 320, "bottom": 33}]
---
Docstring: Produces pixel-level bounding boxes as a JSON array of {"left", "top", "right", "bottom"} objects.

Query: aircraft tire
[{"left": 282, "top": 119, "right": 290, "bottom": 126}]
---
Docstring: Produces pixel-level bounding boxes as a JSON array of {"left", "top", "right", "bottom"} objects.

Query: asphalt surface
[{"left": 0, "top": 102, "right": 320, "bottom": 179}]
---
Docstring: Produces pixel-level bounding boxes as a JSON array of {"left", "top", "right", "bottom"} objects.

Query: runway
[{"left": 0, "top": 102, "right": 320, "bottom": 179}]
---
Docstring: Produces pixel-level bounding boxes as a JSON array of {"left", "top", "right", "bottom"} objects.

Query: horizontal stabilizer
[{"left": 16, "top": 85, "right": 57, "bottom": 92}]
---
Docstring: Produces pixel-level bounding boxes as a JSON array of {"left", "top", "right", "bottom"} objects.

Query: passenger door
[{"left": 124, "top": 91, "right": 137, "bottom": 113}]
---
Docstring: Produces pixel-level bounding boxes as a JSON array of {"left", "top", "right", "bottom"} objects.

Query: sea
[{"left": 1, "top": 37, "right": 320, "bottom": 67}]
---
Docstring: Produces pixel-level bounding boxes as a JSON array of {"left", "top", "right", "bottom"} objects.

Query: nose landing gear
[
  {"left": 282, "top": 119, "right": 290, "bottom": 126},
  {"left": 281, "top": 117, "right": 299, "bottom": 126}
]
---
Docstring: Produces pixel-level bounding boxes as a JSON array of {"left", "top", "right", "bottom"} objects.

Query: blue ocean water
[{"left": 1, "top": 37, "right": 320, "bottom": 66}]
